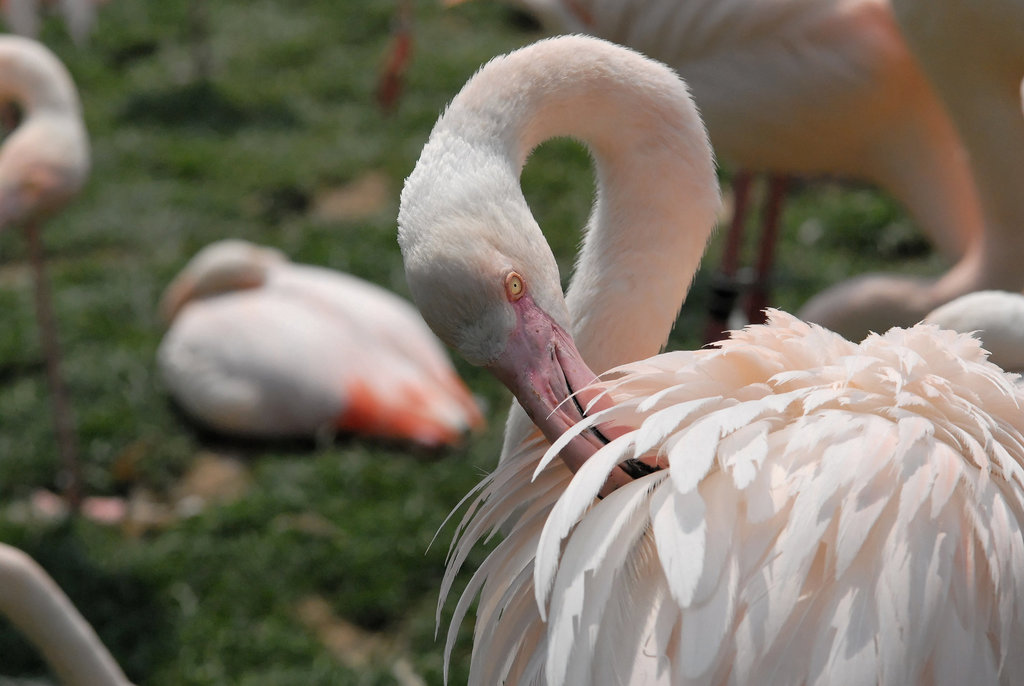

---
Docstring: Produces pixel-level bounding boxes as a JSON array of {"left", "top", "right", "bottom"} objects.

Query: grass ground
[{"left": 0, "top": 1, "right": 949, "bottom": 684}]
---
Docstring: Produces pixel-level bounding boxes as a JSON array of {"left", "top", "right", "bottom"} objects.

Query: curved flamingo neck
[
  {"left": 0, "top": 38, "right": 82, "bottom": 116},
  {"left": 446, "top": 36, "right": 721, "bottom": 373},
  {"left": 0, "top": 544, "right": 130, "bottom": 686}
]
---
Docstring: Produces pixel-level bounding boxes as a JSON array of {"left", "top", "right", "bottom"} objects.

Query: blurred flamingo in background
[
  {"left": 915, "top": 43, "right": 1024, "bottom": 374},
  {"left": 398, "top": 35, "right": 1024, "bottom": 685},
  {"left": 158, "top": 239, "right": 484, "bottom": 447},
  {"left": 812, "top": 0, "right": 1024, "bottom": 331},
  {"left": 455, "top": 0, "right": 998, "bottom": 339},
  {"left": 0, "top": 35, "right": 89, "bottom": 506},
  {"left": 802, "top": 0, "right": 1024, "bottom": 336},
  {"left": 0, "top": 542, "right": 132, "bottom": 686},
  {"left": 924, "top": 290, "right": 1024, "bottom": 375},
  {"left": 888, "top": 0, "right": 1023, "bottom": 249}
]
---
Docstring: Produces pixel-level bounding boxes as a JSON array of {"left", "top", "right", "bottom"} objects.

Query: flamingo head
[
  {"left": 399, "top": 155, "right": 637, "bottom": 494},
  {"left": 159, "top": 239, "right": 286, "bottom": 324}
]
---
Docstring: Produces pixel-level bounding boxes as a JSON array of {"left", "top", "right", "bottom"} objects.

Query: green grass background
[{"left": 0, "top": 1, "right": 947, "bottom": 683}]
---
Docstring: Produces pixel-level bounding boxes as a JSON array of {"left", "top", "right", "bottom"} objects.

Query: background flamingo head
[
  {"left": 397, "top": 120, "right": 570, "bottom": 368},
  {"left": 159, "top": 238, "right": 286, "bottom": 324}
]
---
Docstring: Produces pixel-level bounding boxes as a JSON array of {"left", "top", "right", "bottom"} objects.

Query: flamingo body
[
  {"left": 0, "top": 34, "right": 89, "bottom": 230},
  {"left": 798, "top": 0, "right": 1024, "bottom": 337},
  {"left": 445, "top": 312, "right": 1024, "bottom": 686},
  {"left": 398, "top": 35, "right": 1024, "bottom": 685},
  {"left": 158, "top": 240, "right": 483, "bottom": 446},
  {"left": 924, "top": 290, "right": 1024, "bottom": 374}
]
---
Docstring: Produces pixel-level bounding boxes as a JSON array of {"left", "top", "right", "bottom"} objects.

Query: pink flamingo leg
[
  {"left": 703, "top": 170, "right": 752, "bottom": 344},
  {"left": 25, "top": 219, "right": 81, "bottom": 509},
  {"left": 745, "top": 175, "right": 789, "bottom": 325}
]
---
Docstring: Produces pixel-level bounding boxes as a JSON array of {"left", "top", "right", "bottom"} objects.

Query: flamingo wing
[
  {"left": 269, "top": 264, "right": 484, "bottom": 435},
  {"left": 157, "top": 291, "right": 350, "bottom": 438}
]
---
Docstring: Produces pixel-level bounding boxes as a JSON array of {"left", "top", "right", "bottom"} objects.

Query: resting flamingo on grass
[
  {"left": 398, "top": 35, "right": 1024, "bottom": 685},
  {"left": 0, "top": 542, "right": 132, "bottom": 686},
  {"left": 0, "top": 35, "right": 89, "bottom": 505},
  {"left": 157, "top": 239, "right": 483, "bottom": 446}
]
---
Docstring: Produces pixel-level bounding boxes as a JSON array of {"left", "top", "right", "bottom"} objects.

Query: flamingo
[
  {"left": 397, "top": 35, "right": 1024, "bottom": 684},
  {"left": 0, "top": 542, "right": 132, "bottom": 685},
  {"left": 810, "top": 0, "right": 1024, "bottom": 339},
  {"left": 453, "top": 0, "right": 998, "bottom": 339},
  {"left": 157, "top": 239, "right": 484, "bottom": 446},
  {"left": 0, "top": 35, "right": 90, "bottom": 506},
  {"left": 805, "top": 1, "right": 1024, "bottom": 339}
]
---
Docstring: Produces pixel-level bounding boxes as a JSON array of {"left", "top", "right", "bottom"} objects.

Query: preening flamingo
[
  {"left": 460, "top": 0, "right": 995, "bottom": 338},
  {"left": 397, "top": 35, "right": 1024, "bottom": 685},
  {"left": 157, "top": 239, "right": 484, "bottom": 446},
  {"left": 0, "top": 542, "right": 132, "bottom": 686},
  {"left": 0, "top": 35, "right": 90, "bottom": 505}
]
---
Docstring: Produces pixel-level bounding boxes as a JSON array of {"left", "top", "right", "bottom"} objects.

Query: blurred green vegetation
[{"left": 0, "top": 1, "right": 946, "bottom": 684}]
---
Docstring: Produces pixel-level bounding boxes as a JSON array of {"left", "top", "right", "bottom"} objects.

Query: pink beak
[{"left": 487, "top": 293, "right": 657, "bottom": 497}]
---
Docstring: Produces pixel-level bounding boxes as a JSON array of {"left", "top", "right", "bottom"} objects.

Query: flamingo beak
[{"left": 487, "top": 294, "right": 653, "bottom": 497}]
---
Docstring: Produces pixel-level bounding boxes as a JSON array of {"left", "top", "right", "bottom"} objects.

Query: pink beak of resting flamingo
[{"left": 486, "top": 292, "right": 659, "bottom": 497}]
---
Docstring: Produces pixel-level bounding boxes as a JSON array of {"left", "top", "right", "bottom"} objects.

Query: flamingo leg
[
  {"left": 744, "top": 175, "right": 789, "bottom": 325},
  {"left": 25, "top": 219, "right": 81, "bottom": 510},
  {"left": 375, "top": 0, "right": 414, "bottom": 112},
  {"left": 703, "top": 170, "right": 753, "bottom": 344}
]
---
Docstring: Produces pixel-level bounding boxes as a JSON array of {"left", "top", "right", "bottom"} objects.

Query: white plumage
[
  {"left": 158, "top": 239, "right": 483, "bottom": 445},
  {"left": 397, "top": 35, "right": 1024, "bottom": 685},
  {"left": 925, "top": 291, "right": 1024, "bottom": 374},
  {"left": 443, "top": 312, "right": 1024, "bottom": 685}
]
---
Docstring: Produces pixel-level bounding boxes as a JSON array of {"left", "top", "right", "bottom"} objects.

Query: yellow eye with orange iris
[{"left": 505, "top": 272, "right": 525, "bottom": 301}]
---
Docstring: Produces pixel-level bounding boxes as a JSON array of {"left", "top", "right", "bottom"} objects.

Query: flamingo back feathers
[{"left": 443, "top": 311, "right": 1024, "bottom": 685}]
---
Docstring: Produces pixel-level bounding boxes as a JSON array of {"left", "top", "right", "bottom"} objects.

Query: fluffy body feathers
[{"left": 442, "top": 312, "right": 1024, "bottom": 685}]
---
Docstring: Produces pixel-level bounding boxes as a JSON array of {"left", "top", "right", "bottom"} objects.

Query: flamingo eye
[{"left": 505, "top": 272, "right": 525, "bottom": 301}]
